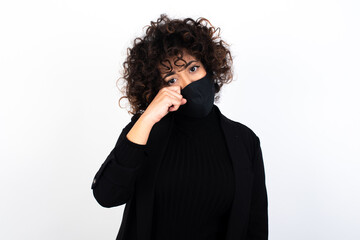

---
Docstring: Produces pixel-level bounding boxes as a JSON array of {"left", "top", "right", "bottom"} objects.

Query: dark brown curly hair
[{"left": 117, "top": 13, "right": 233, "bottom": 116}]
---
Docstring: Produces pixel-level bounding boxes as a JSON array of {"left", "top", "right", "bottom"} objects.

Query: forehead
[{"left": 158, "top": 51, "right": 198, "bottom": 74}]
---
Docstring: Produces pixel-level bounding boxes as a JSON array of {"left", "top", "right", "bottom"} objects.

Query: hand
[{"left": 142, "top": 85, "right": 187, "bottom": 124}]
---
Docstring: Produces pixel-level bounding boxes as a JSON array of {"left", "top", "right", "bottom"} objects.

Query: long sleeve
[
  {"left": 246, "top": 136, "right": 268, "bottom": 240},
  {"left": 91, "top": 114, "right": 148, "bottom": 208}
]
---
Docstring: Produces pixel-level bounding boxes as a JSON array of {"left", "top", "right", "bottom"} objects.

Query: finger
[
  {"left": 166, "top": 90, "right": 185, "bottom": 102},
  {"left": 166, "top": 96, "right": 183, "bottom": 112},
  {"left": 163, "top": 85, "right": 181, "bottom": 94},
  {"left": 164, "top": 87, "right": 185, "bottom": 100},
  {"left": 169, "top": 97, "right": 185, "bottom": 111}
]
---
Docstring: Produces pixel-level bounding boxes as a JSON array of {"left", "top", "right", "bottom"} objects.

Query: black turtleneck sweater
[{"left": 149, "top": 105, "right": 235, "bottom": 240}]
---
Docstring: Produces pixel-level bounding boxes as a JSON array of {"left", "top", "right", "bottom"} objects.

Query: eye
[
  {"left": 166, "top": 78, "right": 177, "bottom": 85},
  {"left": 190, "top": 65, "right": 200, "bottom": 72}
]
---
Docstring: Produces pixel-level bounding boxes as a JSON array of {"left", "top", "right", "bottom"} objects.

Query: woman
[{"left": 91, "top": 14, "right": 268, "bottom": 240}]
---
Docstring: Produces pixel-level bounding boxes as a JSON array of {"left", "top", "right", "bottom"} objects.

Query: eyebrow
[{"left": 162, "top": 60, "right": 198, "bottom": 80}]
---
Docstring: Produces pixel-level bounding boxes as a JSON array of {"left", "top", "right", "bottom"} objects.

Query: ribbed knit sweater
[{"left": 149, "top": 105, "right": 235, "bottom": 240}]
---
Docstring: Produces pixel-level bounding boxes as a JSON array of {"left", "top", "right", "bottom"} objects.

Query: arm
[
  {"left": 91, "top": 114, "right": 153, "bottom": 208},
  {"left": 246, "top": 135, "right": 268, "bottom": 240}
]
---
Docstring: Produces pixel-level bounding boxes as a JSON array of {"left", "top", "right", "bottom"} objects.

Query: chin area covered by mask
[{"left": 176, "top": 72, "right": 215, "bottom": 118}]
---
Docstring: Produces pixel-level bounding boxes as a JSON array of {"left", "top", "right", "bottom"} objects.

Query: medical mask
[{"left": 177, "top": 72, "right": 215, "bottom": 118}]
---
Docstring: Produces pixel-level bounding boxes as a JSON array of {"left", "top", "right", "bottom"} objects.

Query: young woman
[{"left": 91, "top": 14, "right": 268, "bottom": 240}]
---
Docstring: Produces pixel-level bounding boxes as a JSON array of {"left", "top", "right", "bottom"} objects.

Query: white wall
[{"left": 1, "top": 0, "right": 359, "bottom": 239}]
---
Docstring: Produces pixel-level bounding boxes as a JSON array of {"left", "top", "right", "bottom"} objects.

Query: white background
[{"left": 1, "top": 0, "right": 359, "bottom": 239}]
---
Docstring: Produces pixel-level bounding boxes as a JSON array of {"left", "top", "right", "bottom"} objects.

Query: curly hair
[{"left": 117, "top": 13, "right": 233, "bottom": 116}]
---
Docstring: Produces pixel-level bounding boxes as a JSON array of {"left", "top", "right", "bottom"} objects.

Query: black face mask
[{"left": 176, "top": 72, "right": 215, "bottom": 118}]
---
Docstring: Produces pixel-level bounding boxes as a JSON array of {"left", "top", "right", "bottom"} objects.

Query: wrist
[{"left": 138, "top": 112, "right": 156, "bottom": 127}]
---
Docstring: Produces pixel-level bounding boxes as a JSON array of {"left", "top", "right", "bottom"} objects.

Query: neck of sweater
[{"left": 173, "top": 105, "right": 217, "bottom": 136}]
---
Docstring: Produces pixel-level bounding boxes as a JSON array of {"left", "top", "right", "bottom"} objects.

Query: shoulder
[
  {"left": 221, "top": 112, "right": 259, "bottom": 137},
  {"left": 215, "top": 104, "right": 259, "bottom": 139},
  {"left": 220, "top": 113, "right": 261, "bottom": 154}
]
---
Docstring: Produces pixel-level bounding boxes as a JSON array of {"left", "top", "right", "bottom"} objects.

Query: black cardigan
[{"left": 91, "top": 104, "right": 268, "bottom": 240}]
